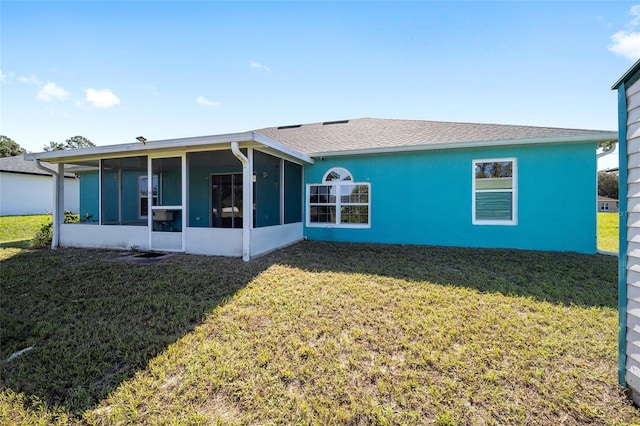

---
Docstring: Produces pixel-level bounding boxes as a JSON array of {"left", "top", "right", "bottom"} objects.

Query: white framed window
[
  {"left": 139, "top": 175, "right": 159, "bottom": 218},
  {"left": 472, "top": 158, "right": 517, "bottom": 225},
  {"left": 307, "top": 167, "right": 370, "bottom": 228}
]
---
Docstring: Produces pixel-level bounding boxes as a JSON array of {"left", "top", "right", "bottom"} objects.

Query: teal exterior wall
[
  {"left": 122, "top": 171, "right": 144, "bottom": 223},
  {"left": 303, "top": 142, "right": 597, "bottom": 254},
  {"left": 78, "top": 171, "right": 99, "bottom": 222}
]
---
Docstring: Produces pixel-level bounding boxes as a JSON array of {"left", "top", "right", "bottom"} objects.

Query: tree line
[{"left": 0, "top": 135, "right": 95, "bottom": 157}]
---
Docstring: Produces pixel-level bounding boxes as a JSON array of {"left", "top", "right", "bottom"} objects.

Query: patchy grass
[
  {"left": 0, "top": 215, "right": 50, "bottom": 249},
  {"left": 1, "top": 236, "right": 637, "bottom": 425},
  {"left": 598, "top": 212, "right": 619, "bottom": 253}
]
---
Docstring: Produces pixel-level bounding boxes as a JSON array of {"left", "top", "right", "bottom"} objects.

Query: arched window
[
  {"left": 323, "top": 167, "right": 352, "bottom": 182},
  {"left": 307, "top": 167, "right": 370, "bottom": 227}
]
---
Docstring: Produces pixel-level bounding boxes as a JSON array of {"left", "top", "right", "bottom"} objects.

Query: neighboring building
[
  {"left": 0, "top": 155, "right": 79, "bottom": 216},
  {"left": 24, "top": 118, "right": 616, "bottom": 259},
  {"left": 613, "top": 59, "right": 640, "bottom": 403},
  {"left": 598, "top": 195, "right": 619, "bottom": 212}
]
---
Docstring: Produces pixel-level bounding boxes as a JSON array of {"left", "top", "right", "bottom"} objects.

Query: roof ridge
[{"left": 260, "top": 117, "right": 614, "bottom": 134}]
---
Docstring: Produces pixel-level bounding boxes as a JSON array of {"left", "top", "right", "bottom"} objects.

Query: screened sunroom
[{"left": 25, "top": 132, "right": 312, "bottom": 261}]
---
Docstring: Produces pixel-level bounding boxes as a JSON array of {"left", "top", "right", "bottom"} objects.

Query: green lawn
[
  {"left": 0, "top": 214, "right": 50, "bottom": 246},
  {"left": 0, "top": 216, "right": 637, "bottom": 425},
  {"left": 598, "top": 212, "right": 620, "bottom": 253}
]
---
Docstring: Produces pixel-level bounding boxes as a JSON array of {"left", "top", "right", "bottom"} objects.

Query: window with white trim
[
  {"left": 139, "top": 175, "right": 158, "bottom": 218},
  {"left": 307, "top": 167, "right": 370, "bottom": 227},
  {"left": 472, "top": 159, "right": 517, "bottom": 225}
]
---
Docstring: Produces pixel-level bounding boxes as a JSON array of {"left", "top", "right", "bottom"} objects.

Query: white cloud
[
  {"left": 196, "top": 96, "right": 220, "bottom": 107},
  {"left": 0, "top": 69, "right": 15, "bottom": 82},
  {"left": 85, "top": 88, "right": 120, "bottom": 108},
  {"left": 250, "top": 61, "right": 271, "bottom": 72},
  {"left": 17, "top": 73, "right": 41, "bottom": 85},
  {"left": 37, "top": 82, "right": 69, "bottom": 102},
  {"left": 610, "top": 31, "right": 640, "bottom": 60},
  {"left": 610, "top": 5, "right": 640, "bottom": 61},
  {"left": 631, "top": 5, "right": 640, "bottom": 26}
]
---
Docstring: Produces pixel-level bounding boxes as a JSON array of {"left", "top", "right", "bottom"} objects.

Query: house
[
  {"left": 613, "top": 59, "right": 640, "bottom": 404},
  {"left": 24, "top": 118, "right": 616, "bottom": 260},
  {"left": 0, "top": 155, "right": 79, "bottom": 216},
  {"left": 598, "top": 195, "right": 619, "bottom": 212}
]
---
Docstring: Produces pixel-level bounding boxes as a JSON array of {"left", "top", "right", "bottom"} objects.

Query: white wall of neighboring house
[{"left": 0, "top": 172, "right": 79, "bottom": 216}]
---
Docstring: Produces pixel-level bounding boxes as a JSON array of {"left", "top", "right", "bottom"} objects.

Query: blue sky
[{"left": 2, "top": 1, "right": 639, "bottom": 169}]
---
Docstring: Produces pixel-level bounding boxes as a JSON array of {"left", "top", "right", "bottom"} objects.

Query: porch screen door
[
  {"left": 211, "top": 174, "right": 243, "bottom": 228},
  {"left": 149, "top": 156, "right": 184, "bottom": 251}
]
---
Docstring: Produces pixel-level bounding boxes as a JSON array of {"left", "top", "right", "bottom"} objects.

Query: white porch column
[{"left": 54, "top": 163, "right": 65, "bottom": 248}]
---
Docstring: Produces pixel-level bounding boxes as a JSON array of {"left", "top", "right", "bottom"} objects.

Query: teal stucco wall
[
  {"left": 303, "top": 142, "right": 597, "bottom": 253},
  {"left": 78, "top": 171, "right": 99, "bottom": 222}
]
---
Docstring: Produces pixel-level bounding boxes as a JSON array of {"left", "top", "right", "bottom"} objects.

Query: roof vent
[
  {"left": 322, "top": 120, "right": 349, "bottom": 126},
  {"left": 277, "top": 124, "right": 302, "bottom": 130}
]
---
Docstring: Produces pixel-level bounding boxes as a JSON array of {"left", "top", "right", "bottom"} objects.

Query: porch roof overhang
[{"left": 24, "top": 131, "right": 314, "bottom": 165}]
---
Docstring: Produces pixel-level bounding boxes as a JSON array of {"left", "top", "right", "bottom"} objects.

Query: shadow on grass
[
  {"left": 0, "top": 241, "right": 618, "bottom": 416},
  {"left": 0, "top": 247, "right": 270, "bottom": 415},
  {"left": 0, "top": 239, "right": 31, "bottom": 249},
  {"left": 274, "top": 241, "right": 618, "bottom": 309}
]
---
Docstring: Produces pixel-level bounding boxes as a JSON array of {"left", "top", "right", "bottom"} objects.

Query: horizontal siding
[
  {"left": 628, "top": 283, "right": 640, "bottom": 301},
  {"left": 629, "top": 182, "right": 640, "bottom": 199},
  {"left": 629, "top": 211, "right": 640, "bottom": 228},
  {"left": 630, "top": 257, "right": 640, "bottom": 272},
  {"left": 628, "top": 122, "right": 640, "bottom": 141},
  {"left": 629, "top": 229, "right": 640, "bottom": 243},
  {"left": 629, "top": 105, "right": 640, "bottom": 124},
  {"left": 628, "top": 135, "right": 640, "bottom": 154},
  {"left": 628, "top": 241, "right": 640, "bottom": 258},
  {"left": 628, "top": 167, "right": 640, "bottom": 184},
  {"left": 628, "top": 197, "right": 640, "bottom": 213},
  {"left": 627, "top": 81, "right": 640, "bottom": 395}
]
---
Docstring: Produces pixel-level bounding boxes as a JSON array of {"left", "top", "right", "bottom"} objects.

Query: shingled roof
[
  {"left": 0, "top": 155, "right": 76, "bottom": 178},
  {"left": 256, "top": 118, "right": 616, "bottom": 156}
]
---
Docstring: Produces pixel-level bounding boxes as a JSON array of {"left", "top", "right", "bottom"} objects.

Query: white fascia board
[
  {"left": 308, "top": 132, "right": 619, "bottom": 158},
  {"left": 24, "top": 131, "right": 257, "bottom": 163},
  {"left": 253, "top": 132, "right": 314, "bottom": 164}
]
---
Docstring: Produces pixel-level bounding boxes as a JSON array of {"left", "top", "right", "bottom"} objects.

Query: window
[
  {"left": 472, "top": 159, "right": 517, "bottom": 225},
  {"left": 308, "top": 167, "right": 370, "bottom": 227},
  {"left": 139, "top": 175, "right": 158, "bottom": 218}
]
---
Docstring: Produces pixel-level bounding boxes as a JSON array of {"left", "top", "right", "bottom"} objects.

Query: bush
[
  {"left": 29, "top": 211, "right": 79, "bottom": 248},
  {"left": 29, "top": 220, "right": 52, "bottom": 248}
]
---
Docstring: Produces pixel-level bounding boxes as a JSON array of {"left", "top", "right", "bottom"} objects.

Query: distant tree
[
  {"left": 0, "top": 135, "right": 26, "bottom": 157},
  {"left": 598, "top": 171, "right": 619, "bottom": 199},
  {"left": 43, "top": 136, "right": 95, "bottom": 152},
  {"left": 43, "top": 141, "right": 66, "bottom": 152},
  {"left": 64, "top": 135, "right": 95, "bottom": 150}
]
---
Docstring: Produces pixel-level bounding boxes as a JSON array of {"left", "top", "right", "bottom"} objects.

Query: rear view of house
[{"left": 25, "top": 118, "right": 616, "bottom": 260}]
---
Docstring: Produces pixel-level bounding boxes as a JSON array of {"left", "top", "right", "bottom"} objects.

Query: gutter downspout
[
  {"left": 33, "top": 159, "right": 61, "bottom": 249},
  {"left": 231, "top": 142, "right": 251, "bottom": 262},
  {"left": 596, "top": 140, "right": 619, "bottom": 257}
]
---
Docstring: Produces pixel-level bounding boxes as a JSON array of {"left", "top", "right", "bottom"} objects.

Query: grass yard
[
  {"left": 0, "top": 214, "right": 49, "bottom": 246},
  {"left": 0, "top": 216, "right": 637, "bottom": 424},
  {"left": 598, "top": 212, "right": 620, "bottom": 253}
]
